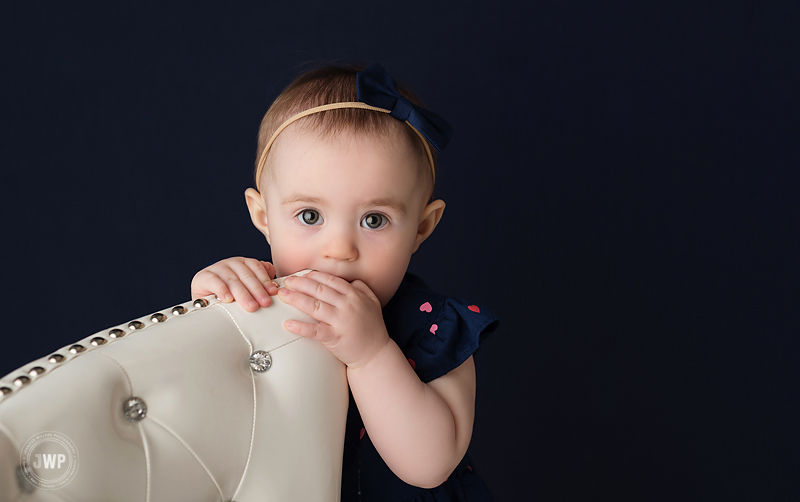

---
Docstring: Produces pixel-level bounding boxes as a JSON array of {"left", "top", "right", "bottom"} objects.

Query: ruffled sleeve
[{"left": 383, "top": 274, "right": 500, "bottom": 384}]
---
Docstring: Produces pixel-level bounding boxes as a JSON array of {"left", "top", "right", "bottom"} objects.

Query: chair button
[
  {"left": 123, "top": 397, "right": 147, "bottom": 422},
  {"left": 249, "top": 350, "right": 272, "bottom": 373}
]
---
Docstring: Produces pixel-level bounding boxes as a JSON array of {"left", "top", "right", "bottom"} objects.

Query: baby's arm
[
  {"left": 191, "top": 257, "right": 279, "bottom": 311},
  {"left": 278, "top": 271, "right": 475, "bottom": 488},
  {"left": 348, "top": 345, "right": 476, "bottom": 489}
]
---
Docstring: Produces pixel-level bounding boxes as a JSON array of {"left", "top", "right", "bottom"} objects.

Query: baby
[{"left": 191, "top": 63, "right": 498, "bottom": 501}]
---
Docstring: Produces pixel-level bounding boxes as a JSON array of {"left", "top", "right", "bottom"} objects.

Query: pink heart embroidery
[
  {"left": 359, "top": 428, "right": 366, "bottom": 440},
  {"left": 420, "top": 302, "right": 432, "bottom": 313},
  {"left": 408, "top": 358, "right": 416, "bottom": 370},
  {"left": 468, "top": 305, "right": 480, "bottom": 313},
  {"left": 430, "top": 324, "right": 438, "bottom": 335}
]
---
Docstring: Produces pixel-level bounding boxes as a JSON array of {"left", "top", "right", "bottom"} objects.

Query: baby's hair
[{"left": 255, "top": 63, "right": 437, "bottom": 196}]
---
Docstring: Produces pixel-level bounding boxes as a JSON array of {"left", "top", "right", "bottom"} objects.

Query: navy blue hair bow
[{"left": 357, "top": 64, "right": 453, "bottom": 152}]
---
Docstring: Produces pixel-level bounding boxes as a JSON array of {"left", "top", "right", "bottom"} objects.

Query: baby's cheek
[
  {"left": 369, "top": 269, "right": 408, "bottom": 307},
  {"left": 272, "top": 248, "right": 308, "bottom": 277}
]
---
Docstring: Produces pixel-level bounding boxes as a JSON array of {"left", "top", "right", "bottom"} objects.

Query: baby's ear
[
  {"left": 413, "top": 199, "right": 446, "bottom": 252},
  {"left": 245, "top": 188, "right": 271, "bottom": 244}
]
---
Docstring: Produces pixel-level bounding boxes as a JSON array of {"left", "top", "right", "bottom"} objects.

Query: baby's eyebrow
[
  {"left": 282, "top": 194, "right": 323, "bottom": 206},
  {"left": 366, "top": 197, "right": 406, "bottom": 214},
  {"left": 282, "top": 193, "right": 406, "bottom": 214}
]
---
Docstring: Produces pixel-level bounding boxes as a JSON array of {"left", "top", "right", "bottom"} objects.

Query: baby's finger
[
  {"left": 258, "top": 261, "right": 280, "bottom": 296},
  {"left": 301, "top": 271, "right": 353, "bottom": 295},
  {"left": 209, "top": 264, "right": 262, "bottom": 312},
  {"left": 283, "top": 318, "right": 330, "bottom": 342},
  {"left": 243, "top": 258, "right": 278, "bottom": 301},
  {"left": 192, "top": 271, "right": 234, "bottom": 303},
  {"left": 349, "top": 280, "right": 381, "bottom": 305},
  {"left": 283, "top": 275, "right": 344, "bottom": 307},
  {"left": 242, "top": 258, "right": 273, "bottom": 283},
  {"left": 228, "top": 260, "right": 273, "bottom": 308},
  {"left": 278, "top": 287, "right": 336, "bottom": 324},
  {"left": 221, "top": 276, "right": 262, "bottom": 312},
  {"left": 260, "top": 260, "right": 277, "bottom": 279}
]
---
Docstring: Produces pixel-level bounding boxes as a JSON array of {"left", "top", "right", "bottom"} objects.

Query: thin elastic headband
[
  {"left": 254, "top": 102, "right": 435, "bottom": 189},
  {"left": 254, "top": 64, "right": 453, "bottom": 191}
]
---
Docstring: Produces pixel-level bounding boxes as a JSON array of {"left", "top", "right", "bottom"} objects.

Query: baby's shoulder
[{"left": 384, "top": 273, "right": 500, "bottom": 383}]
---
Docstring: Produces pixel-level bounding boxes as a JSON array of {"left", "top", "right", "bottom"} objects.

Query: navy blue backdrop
[{"left": 1, "top": 2, "right": 798, "bottom": 500}]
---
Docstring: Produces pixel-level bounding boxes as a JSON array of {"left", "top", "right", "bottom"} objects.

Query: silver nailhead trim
[{"left": 1, "top": 295, "right": 219, "bottom": 400}]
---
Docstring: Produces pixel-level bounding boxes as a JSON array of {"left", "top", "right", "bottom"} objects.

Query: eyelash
[{"left": 295, "top": 209, "right": 389, "bottom": 230}]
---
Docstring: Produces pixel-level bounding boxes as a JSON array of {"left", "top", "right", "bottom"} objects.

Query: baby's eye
[
  {"left": 298, "top": 209, "right": 322, "bottom": 226},
  {"left": 361, "top": 213, "right": 387, "bottom": 230}
]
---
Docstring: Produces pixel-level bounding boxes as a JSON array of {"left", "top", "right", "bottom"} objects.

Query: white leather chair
[{"left": 0, "top": 272, "right": 348, "bottom": 501}]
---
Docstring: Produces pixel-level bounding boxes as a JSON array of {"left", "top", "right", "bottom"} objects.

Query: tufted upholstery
[{"left": 0, "top": 272, "right": 349, "bottom": 501}]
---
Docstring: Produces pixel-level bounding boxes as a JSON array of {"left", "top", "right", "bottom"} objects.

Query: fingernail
[
  {"left": 248, "top": 300, "right": 257, "bottom": 309},
  {"left": 225, "top": 294, "right": 233, "bottom": 302},
  {"left": 284, "top": 277, "right": 293, "bottom": 286},
  {"left": 279, "top": 288, "right": 289, "bottom": 296}
]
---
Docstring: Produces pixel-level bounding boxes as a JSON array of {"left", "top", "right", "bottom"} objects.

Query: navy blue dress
[{"left": 341, "top": 273, "right": 500, "bottom": 501}]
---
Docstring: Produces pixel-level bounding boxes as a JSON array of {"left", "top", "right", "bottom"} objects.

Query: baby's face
[{"left": 259, "top": 126, "right": 431, "bottom": 305}]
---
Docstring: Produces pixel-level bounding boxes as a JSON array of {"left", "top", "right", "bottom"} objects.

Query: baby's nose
[{"left": 322, "top": 229, "right": 359, "bottom": 262}]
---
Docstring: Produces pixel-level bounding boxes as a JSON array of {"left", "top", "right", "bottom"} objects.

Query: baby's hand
[
  {"left": 278, "top": 271, "right": 390, "bottom": 368},
  {"left": 191, "top": 257, "right": 279, "bottom": 312}
]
